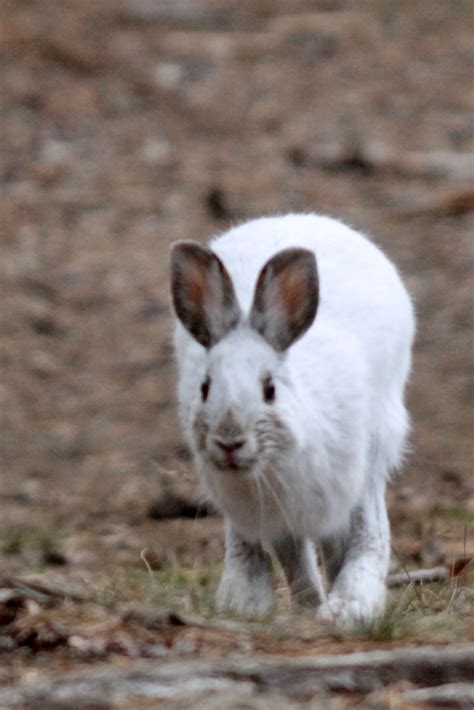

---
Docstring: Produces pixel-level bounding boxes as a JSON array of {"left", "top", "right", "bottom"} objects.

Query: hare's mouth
[
  {"left": 207, "top": 444, "right": 256, "bottom": 473},
  {"left": 211, "top": 456, "right": 255, "bottom": 473},
  {"left": 209, "top": 449, "right": 256, "bottom": 472}
]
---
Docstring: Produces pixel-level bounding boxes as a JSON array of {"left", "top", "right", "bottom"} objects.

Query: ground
[{"left": 0, "top": 0, "right": 473, "bottom": 706}]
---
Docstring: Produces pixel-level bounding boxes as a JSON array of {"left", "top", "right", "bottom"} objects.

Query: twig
[
  {"left": 389, "top": 546, "right": 424, "bottom": 605},
  {"left": 140, "top": 548, "right": 156, "bottom": 594},
  {"left": 387, "top": 566, "right": 448, "bottom": 588}
]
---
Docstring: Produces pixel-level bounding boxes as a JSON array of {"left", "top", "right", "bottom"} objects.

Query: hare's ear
[
  {"left": 250, "top": 248, "right": 319, "bottom": 351},
  {"left": 170, "top": 241, "right": 241, "bottom": 349}
]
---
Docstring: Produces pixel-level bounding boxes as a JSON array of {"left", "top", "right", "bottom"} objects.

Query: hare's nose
[{"left": 215, "top": 439, "right": 245, "bottom": 455}]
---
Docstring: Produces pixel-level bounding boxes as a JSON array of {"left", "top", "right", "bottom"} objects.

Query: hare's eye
[
  {"left": 262, "top": 376, "right": 275, "bottom": 404},
  {"left": 201, "top": 376, "right": 211, "bottom": 402}
]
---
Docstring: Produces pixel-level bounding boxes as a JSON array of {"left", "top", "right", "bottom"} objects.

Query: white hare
[{"left": 170, "top": 214, "right": 415, "bottom": 628}]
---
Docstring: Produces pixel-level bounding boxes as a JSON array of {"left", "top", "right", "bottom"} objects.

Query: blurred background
[{"left": 1, "top": 0, "right": 473, "bottom": 582}]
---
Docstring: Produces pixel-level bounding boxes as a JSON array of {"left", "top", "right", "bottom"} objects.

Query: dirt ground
[{"left": 1, "top": 0, "right": 473, "bottom": 705}]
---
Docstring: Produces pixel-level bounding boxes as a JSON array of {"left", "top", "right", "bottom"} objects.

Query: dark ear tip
[
  {"left": 170, "top": 239, "right": 208, "bottom": 259},
  {"left": 290, "top": 247, "right": 317, "bottom": 265},
  {"left": 273, "top": 246, "right": 316, "bottom": 263},
  {"left": 271, "top": 247, "right": 318, "bottom": 283},
  {"left": 169, "top": 240, "right": 186, "bottom": 266},
  {"left": 295, "top": 249, "right": 318, "bottom": 278}
]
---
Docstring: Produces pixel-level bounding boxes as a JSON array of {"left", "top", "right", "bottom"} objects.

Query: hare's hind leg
[
  {"left": 274, "top": 537, "right": 325, "bottom": 608},
  {"left": 216, "top": 520, "right": 274, "bottom": 616},
  {"left": 317, "top": 394, "right": 409, "bottom": 628},
  {"left": 316, "top": 477, "right": 390, "bottom": 628}
]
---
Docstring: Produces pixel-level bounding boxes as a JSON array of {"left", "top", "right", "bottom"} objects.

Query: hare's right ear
[
  {"left": 170, "top": 241, "right": 241, "bottom": 349},
  {"left": 250, "top": 248, "right": 319, "bottom": 351}
]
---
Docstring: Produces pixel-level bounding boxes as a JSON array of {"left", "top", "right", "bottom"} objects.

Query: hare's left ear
[
  {"left": 250, "top": 248, "right": 319, "bottom": 351},
  {"left": 170, "top": 241, "right": 241, "bottom": 349}
]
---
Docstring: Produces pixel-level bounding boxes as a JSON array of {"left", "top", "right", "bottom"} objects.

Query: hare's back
[{"left": 213, "top": 214, "right": 411, "bottom": 321}]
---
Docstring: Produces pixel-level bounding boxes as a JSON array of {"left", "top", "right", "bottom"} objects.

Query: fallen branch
[
  {"left": 401, "top": 682, "right": 474, "bottom": 707},
  {"left": 387, "top": 557, "right": 472, "bottom": 588},
  {"left": 0, "top": 645, "right": 472, "bottom": 705},
  {"left": 387, "top": 566, "right": 448, "bottom": 588}
]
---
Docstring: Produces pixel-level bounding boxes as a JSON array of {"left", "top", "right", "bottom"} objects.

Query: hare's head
[{"left": 170, "top": 241, "right": 319, "bottom": 473}]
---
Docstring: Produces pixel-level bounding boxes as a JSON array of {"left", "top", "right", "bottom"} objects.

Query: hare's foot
[
  {"left": 316, "top": 582, "right": 386, "bottom": 629},
  {"left": 216, "top": 522, "right": 274, "bottom": 617}
]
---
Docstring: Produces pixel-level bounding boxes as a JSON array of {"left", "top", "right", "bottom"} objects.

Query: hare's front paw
[
  {"left": 316, "top": 592, "right": 385, "bottom": 630},
  {"left": 216, "top": 574, "right": 274, "bottom": 617}
]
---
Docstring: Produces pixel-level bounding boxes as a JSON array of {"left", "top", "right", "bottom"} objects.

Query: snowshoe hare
[{"left": 170, "top": 214, "right": 415, "bottom": 628}]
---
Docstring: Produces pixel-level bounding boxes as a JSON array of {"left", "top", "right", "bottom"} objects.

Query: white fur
[{"left": 173, "top": 214, "right": 415, "bottom": 627}]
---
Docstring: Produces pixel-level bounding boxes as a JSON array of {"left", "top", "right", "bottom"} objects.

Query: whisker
[
  {"left": 253, "top": 473, "right": 266, "bottom": 541},
  {"left": 272, "top": 466, "right": 291, "bottom": 492},
  {"left": 260, "top": 471, "right": 296, "bottom": 540}
]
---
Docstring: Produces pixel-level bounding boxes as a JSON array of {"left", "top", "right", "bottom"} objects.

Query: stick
[{"left": 387, "top": 566, "right": 449, "bottom": 588}]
